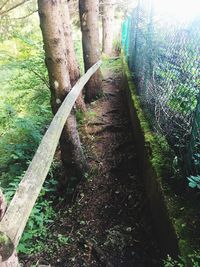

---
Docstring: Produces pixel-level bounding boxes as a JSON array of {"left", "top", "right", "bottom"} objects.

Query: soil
[{"left": 23, "top": 65, "right": 163, "bottom": 266}]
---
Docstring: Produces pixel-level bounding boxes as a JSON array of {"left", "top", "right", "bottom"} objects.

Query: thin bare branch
[
  {"left": 13, "top": 9, "right": 37, "bottom": 19},
  {"left": 0, "top": 0, "right": 9, "bottom": 11},
  {"left": 0, "top": 0, "right": 31, "bottom": 16},
  {"left": 29, "top": 68, "right": 50, "bottom": 88}
]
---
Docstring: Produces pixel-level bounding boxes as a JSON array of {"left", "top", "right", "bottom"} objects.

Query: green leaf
[{"left": 188, "top": 182, "right": 196, "bottom": 188}]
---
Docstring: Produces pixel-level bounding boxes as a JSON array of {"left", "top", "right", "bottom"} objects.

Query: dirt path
[{"left": 33, "top": 61, "right": 163, "bottom": 266}]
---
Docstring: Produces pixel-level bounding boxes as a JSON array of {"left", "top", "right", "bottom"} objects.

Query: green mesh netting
[{"left": 122, "top": 0, "right": 200, "bottom": 178}]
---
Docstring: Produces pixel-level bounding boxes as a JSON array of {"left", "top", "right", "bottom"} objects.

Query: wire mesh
[{"left": 122, "top": 0, "right": 200, "bottom": 178}]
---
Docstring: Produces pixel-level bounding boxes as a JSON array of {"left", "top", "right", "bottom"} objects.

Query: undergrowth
[
  {"left": 0, "top": 26, "right": 61, "bottom": 258},
  {"left": 0, "top": 32, "right": 51, "bottom": 187},
  {"left": 0, "top": 16, "right": 85, "bottom": 256},
  {"left": 101, "top": 56, "right": 123, "bottom": 76},
  {"left": 164, "top": 253, "right": 200, "bottom": 267},
  {"left": 17, "top": 161, "right": 60, "bottom": 254}
]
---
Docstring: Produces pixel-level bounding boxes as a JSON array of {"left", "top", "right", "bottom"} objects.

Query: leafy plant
[
  {"left": 163, "top": 255, "right": 184, "bottom": 267},
  {"left": 164, "top": 253, "right": 200, "bottom": 267},
  {"left": 0, "top": 5, "right": 88, "bottom": 260},
  {"left": 168, "top": 84, "right": 198, "bottom": 114},
  {"left": 0, "top": 30, "right": 57, "bottom": 256},
  {"left": 17, "top": 171, "right": 59, "bottom": 254},
  {"left": 113, "top": 38, "right": 121, "bottom": 54},
  {"left": 57, "top": 234, "right": 70, "bottom": 245},
  {"left": 76, "top": 110, "right": 85, "bottom": 126},
  {"left": 187, "top": 175, "right": 200, "bottom": 189}
]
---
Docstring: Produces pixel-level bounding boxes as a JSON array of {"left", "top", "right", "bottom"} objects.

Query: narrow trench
[{"left": 33, "top": 64, "right": 163, "bottom": 266}]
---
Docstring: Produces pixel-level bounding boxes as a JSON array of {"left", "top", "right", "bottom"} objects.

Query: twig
[
  {"left": 0, "top": 0, "right": 31, "bottom": 16},
  {"left": 0, "top": 0, "right": 9, "bottom": 11},
  {"left": 29, "top": 68, "right": 49, "bottom": 88},
  {"left": 13, "top": 9, "right": 38, "bottom": 20}
]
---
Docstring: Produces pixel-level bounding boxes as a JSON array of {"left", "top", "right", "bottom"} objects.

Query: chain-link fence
[{"left": 122, "top": 0, "right": 200, "bottom": 180}]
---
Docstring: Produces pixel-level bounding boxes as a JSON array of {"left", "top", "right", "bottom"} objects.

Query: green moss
[
  {"left": 123, "top": 57, "right": 174, "bottom": 181},
  {"left": 76, "top": 108, "right": 98, "bottom": 130},
  {"left": 0, "top": 232, "right": 10, "bottom": 244},
  {"left": 101, "top": 56, "right": 123, "bottom": 76},
  {"left": 122, "top": 53, "right": 200, "bottom": 266},
  {"left": 179, "top": 239, "right": 192, "bottom": 259},
  {"left": 76, "top": 110, "right": 85, "bottom": 126},
  {"left": 0, "top": 232, "right": 14, "bottom": 261}
]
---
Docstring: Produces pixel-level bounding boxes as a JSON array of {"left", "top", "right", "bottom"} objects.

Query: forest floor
[{"left": 22, "top": 59, "right": 163, "bottom": 267}]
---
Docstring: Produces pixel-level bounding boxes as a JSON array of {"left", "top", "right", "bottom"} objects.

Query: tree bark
[
  {"left": 61, "top": 0, "right": 86, "bottom": 111},
  {"left": 38, "top": 0, "right": 87, "bottom": 178},
  {"left": 102, "top": 0, "right": 116, "bottom": 56},
  {"left": 79, "top": 0, "right": 102, "bottom": 103}
]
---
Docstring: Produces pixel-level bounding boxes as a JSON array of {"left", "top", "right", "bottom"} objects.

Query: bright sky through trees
[{"left": 153, "top": 0, "right": 200, "bottom": 22}]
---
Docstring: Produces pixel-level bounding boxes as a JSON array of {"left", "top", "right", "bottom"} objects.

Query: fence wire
[{"left": 122, "top": 0, "right": 200, "bottom": 178}]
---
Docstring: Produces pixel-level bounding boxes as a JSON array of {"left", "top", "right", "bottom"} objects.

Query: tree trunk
[
  {"left": 79, "top": 0, "right": 102, "bottom": 103},
  {"left": 61, "top": 0, "right": 86, "bottom": 111},
  {"left": 102, "top": 0, "right": 116, "bottom": 56},
  {"left": 38, "top": 0, "right": 87, "bottom": 179}
]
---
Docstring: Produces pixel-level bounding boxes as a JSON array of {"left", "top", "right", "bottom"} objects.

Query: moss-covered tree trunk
[
  {"left": 61, "top": 0, "right": 86, "bottom": 111},
  {"left": 102, "top": 0, "right": 116, "bottom": 56},
  {"left": 79, "top": 0, "right": 102, "bottom": 103},
  {"left": 38, "top": 0, "right": 87, "bottom": 179}
]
